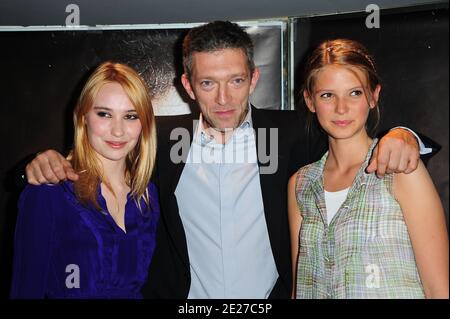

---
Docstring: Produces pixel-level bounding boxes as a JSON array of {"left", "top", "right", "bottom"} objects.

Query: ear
[
  {"left": 370, "top": 84, "right": 381, "bottom": 109},
  {"left": 249, "top": 67, "right": 260, "bottom": 95},
  {"left": 303, "top": 90, "right": 316, "bottom": 113},
  {"left": 181, "top": 73, "right": 196, "bottom": 101}
]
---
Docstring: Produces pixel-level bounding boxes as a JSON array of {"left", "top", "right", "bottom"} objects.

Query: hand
[
  {"left": 366, "top": 128, "right": 420, "bottom": 178},
  {"left": 25, "top": 149, "right": 79, "bottom": 185}
]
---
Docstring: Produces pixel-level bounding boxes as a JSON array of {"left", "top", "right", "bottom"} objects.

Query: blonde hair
[{"left": 69, "top": 61, "right": 156, "bottom": 211}]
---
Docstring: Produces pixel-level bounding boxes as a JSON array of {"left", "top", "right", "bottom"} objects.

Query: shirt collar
[{"left": 196, "top": 104, "right": 253, "bottom": 145}]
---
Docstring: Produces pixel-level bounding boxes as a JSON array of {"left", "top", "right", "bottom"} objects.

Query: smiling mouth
[{"left": 105, "top": 141, "right": 127, "bottom": 149}]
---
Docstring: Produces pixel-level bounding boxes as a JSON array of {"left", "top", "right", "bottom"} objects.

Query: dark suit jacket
[{"left": 141, "top": 106, "right": 326, "bottom": 298}]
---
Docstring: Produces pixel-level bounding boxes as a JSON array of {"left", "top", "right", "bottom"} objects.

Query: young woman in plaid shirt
[{"left": 288, "top": 39, "right": 448, "bottom": 299}]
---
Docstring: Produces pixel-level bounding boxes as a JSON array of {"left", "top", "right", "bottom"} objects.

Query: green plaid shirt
[{"left": 295, "top": 139, "right": 425, "bottom": 299}]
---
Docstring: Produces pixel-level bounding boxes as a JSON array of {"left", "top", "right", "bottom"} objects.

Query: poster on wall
[{"left": 1, "top": 21, "right": 286, "bottom": 117}]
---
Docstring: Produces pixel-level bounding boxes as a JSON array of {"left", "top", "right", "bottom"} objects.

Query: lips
[
  {"left": 332, "top": 120, "right": 353, "bottom": 127},
  {"left": 105, "top": 141, "right": 127, "bottom": 149},
  {"left": 215, "top": 109, "right": 235, "bottom": 117}
]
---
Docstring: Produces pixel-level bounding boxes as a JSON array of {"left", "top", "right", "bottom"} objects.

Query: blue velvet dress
[{"left": 10, "top": 181, "right": 160, "bottom": 299}]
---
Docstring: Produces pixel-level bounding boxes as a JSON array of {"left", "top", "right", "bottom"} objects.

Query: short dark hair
[
  {"left": 110, "top": 30, "right": 183, "bottom": 99},
  {"left": 182, "top": 21, "right": 255, "bottom": 78}
]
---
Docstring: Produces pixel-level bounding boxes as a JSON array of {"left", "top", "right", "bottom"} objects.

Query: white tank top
[{"left": 324, "top": 187, "right": 350, "bottom": 225}]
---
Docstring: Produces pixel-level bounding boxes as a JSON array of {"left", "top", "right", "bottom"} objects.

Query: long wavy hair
[
  {"left": 68, "top": 61, "right": 156, "bottom": 211},
  {"left": 301, "top": 39, "right": 381, "bottom": 137}
]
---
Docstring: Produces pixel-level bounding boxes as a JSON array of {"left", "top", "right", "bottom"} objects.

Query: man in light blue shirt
[{"left": 175, "top": 109, "right": 278, "bottom": 298}]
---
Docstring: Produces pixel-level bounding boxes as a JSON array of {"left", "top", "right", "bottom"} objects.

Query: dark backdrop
[{"left": 0, "top": 4, "right": 448, "bottom": 298}]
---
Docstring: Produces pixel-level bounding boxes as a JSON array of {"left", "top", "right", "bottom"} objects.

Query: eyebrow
[
  {"left": 199, "top": 73, "right": 247, "bottom": 80},
  {"left": 93, "top": 106, "right": 137, "bottom": 112},
  {"left": 315, "top": 86, "right": 364, "bottom": 92},
  {"left": 230, "top": 73, "right": 247, "bottom": 78}
]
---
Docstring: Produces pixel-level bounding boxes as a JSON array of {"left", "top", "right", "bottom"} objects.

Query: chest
[
  {"left": 101, "top": 187, "right": 130, "bottom": 233},
  {"left": 323, "top": 166, "right": 361, "bottom": 192},
  {"left": 299, "top": 181, "right": 406, "bottom": 248}
]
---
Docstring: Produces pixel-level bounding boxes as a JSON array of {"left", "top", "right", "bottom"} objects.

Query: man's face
[{"left": 181, "top": 48, "right": 260, "bottom": 131}]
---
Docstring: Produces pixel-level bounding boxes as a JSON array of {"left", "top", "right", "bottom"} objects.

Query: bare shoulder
[
  {"left": 394, "top": 160, "right": 430, "bottom": 188},
  {"left": 288, "top": 171, "right": 298, "bottom": 190},
  {"left": 393, "top": 160, "right": 437, "bottom": 202},
  {"left": 288, "top": 171, "right": 302, "bottom": 218}
]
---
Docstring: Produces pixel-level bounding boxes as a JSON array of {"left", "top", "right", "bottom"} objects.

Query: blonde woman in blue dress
[{"left": 288, "top": 39, "right": 448, "bottom": 299}]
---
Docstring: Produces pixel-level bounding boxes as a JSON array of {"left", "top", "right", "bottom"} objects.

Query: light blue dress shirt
[{"left": 174, "top": 108, "right": 278, "bottom": 298}]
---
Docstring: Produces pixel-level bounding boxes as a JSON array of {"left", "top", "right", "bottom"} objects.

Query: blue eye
[
  {"left": 200, "top": 80, "right": 213, "bottom": 88},
  {"left": 232, "top": 78, "right": 245, "bottom": 85}
]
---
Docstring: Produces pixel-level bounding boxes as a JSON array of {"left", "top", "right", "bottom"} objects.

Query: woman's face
[
  {"left": 85, "top": 82, "right": 142, "bottom": 165},
  {"left": 304, "top": 64, "right": 380, "bottom": 141}
]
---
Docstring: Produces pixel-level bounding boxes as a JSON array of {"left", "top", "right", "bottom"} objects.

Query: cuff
[{"left": 391, "top": 126, "right": 432, "bottom": 155}]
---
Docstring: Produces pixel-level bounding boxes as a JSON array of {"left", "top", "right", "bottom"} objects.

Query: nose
[
  {"left": 335, "top": 97, "right": 349, "bottom": 115},
  {"left": 215, "top": 83, "right": 230, "bottom": 106},
  {"left": 111, "top": 118, "right": 125, "bottom": 137}
]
